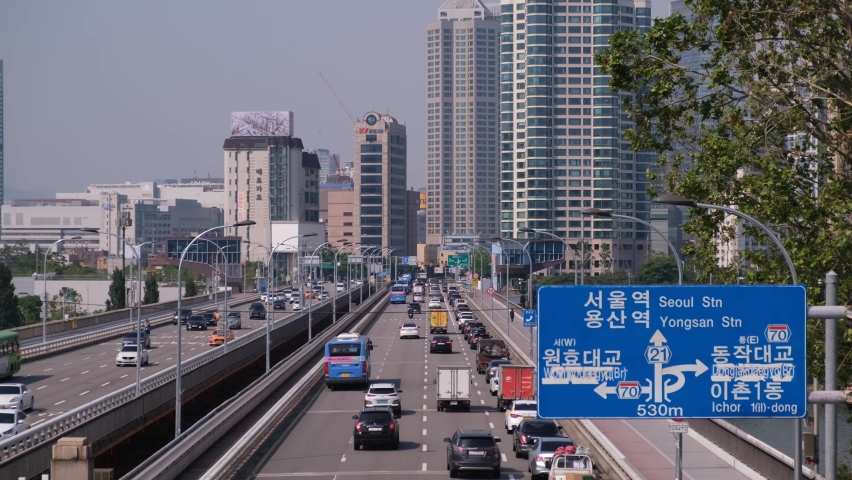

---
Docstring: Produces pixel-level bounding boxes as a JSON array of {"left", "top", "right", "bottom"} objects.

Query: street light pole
[
  {"left": 42, "top": 236, "right": 82, "bottom": 344},
  {"left": 494, "top": 237, "right": 532, "bottom": 356},
  {"left": 653, "top": 193, "right": 800, "bottom": 477},
  {"left": 519, "top": 229, "right": 579, "bottom": 285},
  {"left": 168, "top": 220, "right": 255, "bottom": 437}
]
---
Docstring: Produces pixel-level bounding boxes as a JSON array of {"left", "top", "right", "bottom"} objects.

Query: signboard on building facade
[
  {"left": 536, "top": 285, "right": 807, "bottom": 419},
  {"left": 231, "top": 111, "right": 294, "bottom": 137},
  {"left": 237, "top": 192, "right": 247, "bottom": 222}
]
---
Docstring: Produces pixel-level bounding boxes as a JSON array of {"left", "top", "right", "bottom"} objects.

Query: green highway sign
[{"left": 448, "top": 254, "right": 469, "bottom": 268}]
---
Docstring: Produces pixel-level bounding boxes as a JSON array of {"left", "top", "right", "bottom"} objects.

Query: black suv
[
  {"left": 430, "top": 335, "right": 452, "bottom": 353},
  {"left": 352, "top": 407, "right": 399, "bottom": 450},
  {"left": 273, "top": 299, "right": 286, "bottom": 310},
  {"left": 445, "top": 429, "right": 501, "bottom": 478},
  {"left": 463, "top": 321, "right": 484, "bottom": 340},
  {"left": 203, "top": 312, "right": 217, "bottom": 326},
  {"left": 513, "top": 419, "right": 564, "bottom": 458},
  {"left": 187, "top": 315, "right": 207, "bottom": 331},
  {"left": 249, "top": 303, "right": 266, "bottom": 319},
  {"left": 173, "top": 309, "right": 192, "bottom": 325},
  {"left": 408, "top": 302, "right": 421, "bottom": 314}
]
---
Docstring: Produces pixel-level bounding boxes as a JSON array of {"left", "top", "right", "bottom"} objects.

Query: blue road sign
[
  {"left": 401, "top": 257, "right": 409, "bottom": 266},
  {"left": 523, "top": 309, "right": 537, "bottom": 327},
  {"left": 536, "top": 285, "right": 807, "bottom": 419}
]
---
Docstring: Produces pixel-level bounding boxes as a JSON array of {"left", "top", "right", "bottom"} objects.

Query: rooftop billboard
[{"left": 230, "top": 111, "right": 294, "bottom": 137}]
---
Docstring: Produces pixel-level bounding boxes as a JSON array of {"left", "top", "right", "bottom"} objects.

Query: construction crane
[{"left": 318, "top": 72, "right": 358, "bottom": 124}]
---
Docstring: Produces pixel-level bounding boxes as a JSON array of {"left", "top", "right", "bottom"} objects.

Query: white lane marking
[
  {"left": 481, "top": 400, "right": 485, "bottom": 404},
  {"left": 422, "top": 463, "right": 427, "bottom": 471},
  {"left": 64, "top": 363, "right": 71, "bottom": 366},
  {"left": 348, "top": 437, "right": 353, "bottom": 444},
  {"left": 423, "top": 415, "right": 427, "bottom": 422},
  {"left": 81, "top": 371, "right": 89, "bottom": 375},
  {"left": 60, "top": 378, "right": 69, "bottom": 382},
  {"left": 54, "top": 400, "right": 66, "bottom": 405},
  {"left": 340, "top": 454, "right": 346, "bottom": 462},
  {"left": 31, "top": 419, "right": 46, "bottom": 426},
  {"left": 423, "top": 385, "right": 427, "bottom": 390},
  {"left": 423, "top": 394, "right": 427, "bottom": 399},
  {"left": 101, "top": 382, "right": 110, "bottom": 387},
  {"left": 83, "top": 357, "right": 90, "bottom": 360},
  {"left": 489, "top": 422, "right": 495, "bottom": 428},
  {"left": 422, "top": 428, "right": 427, "bottom": 435},
  {"left": 44, "top": 368, "right": 52, "bottom": 372},
  {"left": 501, "top": 453, "right": 508, "bottom": 462},
  {"left": 166, "top": 357, "right": 172, "bottom": 361},
  {"left": 423, "top": 404, "right": 426, "bottom": 409},
  {"left": 422, "top": 444, "right": 427, "bottom": 452},
  {"left": 79, "top": 391, "right": 89, "bottom": 396},
  {"left": 477, "top": 391, "right": 481, "bottom": 395},
  {"left": 37, "top": 386, "right": 47, "bottom": 390},
  {"left": 474, "top": 382, "right": 478, "bottom": 387},
  {"left": 100, "top": 364, "right": 107, "bottom": 368},
  {"left": 120, "top": 374, "right": 129, "bottom": 379},
  {"left": 484, "top": 411, "right": 489, "bottom": 416}
]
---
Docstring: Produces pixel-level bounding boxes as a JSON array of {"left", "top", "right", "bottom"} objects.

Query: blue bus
[
  {"left": 389, "top": 285, "right": 407, "bottom": 303},
  {"left": 325, "top": 333, "right": 372, "bottom": 388}
]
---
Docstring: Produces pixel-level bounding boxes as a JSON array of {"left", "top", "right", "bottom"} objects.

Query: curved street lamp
[
  {"left": 518, "top": 228, "right": 579, "bottom": 285},
  {"left": 490, "top": 237, "right": 532, "bottom": 345},
  {"left": 171, "top": 220, "right": 255, "bottom": 437},
  {"left": 42, "top": 236, "right": 83, "bottom": 344},
  {"left": 196, "top": 239, "right": 240, "bottom": 351},
  {"left": 581, "top": 208, "right": 683, "bottom": 285}
]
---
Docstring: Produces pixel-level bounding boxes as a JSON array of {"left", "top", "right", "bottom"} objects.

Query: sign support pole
[
  {"left": 675, "top": 432, "right": 683, "bottom": 480},
  {"left": 825, "top": 270, "right": 838, "bottom": 480}
]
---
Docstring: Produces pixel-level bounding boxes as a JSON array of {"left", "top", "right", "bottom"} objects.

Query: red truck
[{"left": 496, "top": 364, "right": 535, "bottom": 412}]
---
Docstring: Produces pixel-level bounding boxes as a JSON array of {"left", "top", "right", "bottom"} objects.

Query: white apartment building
[
  {"left": 425, "top": 0, "right": 501, "bottom": 244},
  {"left": 498, "top": 0, "right": 652, "bottom": 274},
  {"left": 223, "top": 111, "right": 324, "bottom": 277}
]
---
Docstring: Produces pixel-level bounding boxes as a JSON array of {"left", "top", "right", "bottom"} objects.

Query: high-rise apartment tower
[
  {"left": 425, "top": 0, "right": 500, "bottom": 244},
  {"left": 499, "top": 0, "right": 652, "bottom": 274}
]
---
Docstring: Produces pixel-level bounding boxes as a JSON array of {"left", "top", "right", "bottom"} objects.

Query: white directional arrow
[
  {"left": 663, "top": 359, "right": 709, "bottom": 377},
  {"left": 650, "top": 330, "right": 666, "bottom": 402},
  {"left": 650, "top": 330, "right": 667, "bottom": 346},
  {"left": 594, "top": 382, "right": 618, "bottom": 399}
]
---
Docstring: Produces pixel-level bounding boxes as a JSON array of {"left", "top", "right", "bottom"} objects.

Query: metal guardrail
[
  {"left": 0, "top": 290, "right": 356, "bottom": 463},
  {"left": 460, "top": 288, "right": 640, "bottom": 480},
  {"left": 122, "top": 286, "right": 387, "bottom": 480}
]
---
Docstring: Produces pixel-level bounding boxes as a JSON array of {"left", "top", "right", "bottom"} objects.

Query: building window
[
  {"left": 361, "top": 144, "right": 383, "bottom": 153},
  {"left": 343, "top": 212, "right": 353, "bottom": 216}
]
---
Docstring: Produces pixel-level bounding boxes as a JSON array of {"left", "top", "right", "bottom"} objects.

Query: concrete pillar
[{"left": 50, "top": 437, "right": 93, "bottom": 480}]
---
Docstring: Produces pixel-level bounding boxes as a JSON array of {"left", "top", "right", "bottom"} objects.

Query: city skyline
[{"left": 0, "top": 0, "right": 669, "bottom": 197}]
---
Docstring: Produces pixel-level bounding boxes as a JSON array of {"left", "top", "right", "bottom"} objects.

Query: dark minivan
[
  {"left": 249, "top": 303, "right": 266, "bottom": 319},
  {"left": 445, "top": 429, "right": 501, "bottom": 478}
]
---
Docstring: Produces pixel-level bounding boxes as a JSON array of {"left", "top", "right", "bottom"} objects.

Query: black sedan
[
  {"left": 430, "top": 335, "right": 453, "bottom": 353},
  {"left": 186, "top": 315, "right": 207, "bottom": 331},
  {"left": 273, "top": 299, "right": 286, "bottom": 310},
  {"left": 203, "top": 312, "right": 217, "bottom": 326}
]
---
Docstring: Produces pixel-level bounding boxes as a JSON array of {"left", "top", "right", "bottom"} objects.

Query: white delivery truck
[{"left": 436, "top": 365, "right": 472, "bottom": 412}]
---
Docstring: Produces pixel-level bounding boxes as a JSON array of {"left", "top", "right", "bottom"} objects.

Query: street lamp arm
[{"left": 695, "top": 203, "right": 797, "bottom": 285}]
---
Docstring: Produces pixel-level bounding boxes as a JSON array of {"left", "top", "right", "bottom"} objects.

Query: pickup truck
[
  {"left": 497, "top": 364, "right": 535, "bottom": 411},
  {"left": 476, "top": 339, "right": 510, "bottom": 374},
  {"left": 546, "top": 450, "right": 599, "bottom": 480},
  {"left": 436, "top": 365, "right": 471, "bottom": 412},
  {"left": 430, "top": 311, "right": 448, "bottom": 334}
]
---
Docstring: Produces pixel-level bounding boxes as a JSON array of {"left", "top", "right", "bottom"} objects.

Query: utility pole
[{"left": 119, "top": 210, "right": 132, "bottom": 273}]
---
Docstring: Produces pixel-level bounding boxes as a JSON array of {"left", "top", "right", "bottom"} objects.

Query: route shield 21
[{"left": 536, "top": 285, "right": 807, "bottom": 419}]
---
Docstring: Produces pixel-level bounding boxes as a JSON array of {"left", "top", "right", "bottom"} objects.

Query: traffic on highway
[{"left": 239, "top": 279, "right": 597, "bottom": 480}]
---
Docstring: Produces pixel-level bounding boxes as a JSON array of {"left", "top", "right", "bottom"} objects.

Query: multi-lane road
[
  {"left": 464, "top": 290, "right": 752, "bottom": 480},
  {"left": 6, "top": 286, "right": 356, "bottom": 428},
  {"left": 243, "top": 302, "right": 543, "bottom": 479}
]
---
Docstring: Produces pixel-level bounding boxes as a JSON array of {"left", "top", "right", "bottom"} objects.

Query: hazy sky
[{"left": 0, "top": 0, "right": 670, "bottom": 196}]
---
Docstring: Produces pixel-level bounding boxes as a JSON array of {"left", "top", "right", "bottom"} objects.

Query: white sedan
[
  {"left": 428, "top": 299, "right": 441, "bottom": 309},
  {"left": 399, "top": 323, "right": 420, "bottom": 339},
  {"left": 490, "top": 375, "right": 499, "bottom": 396},
  {"left": 116, "top": 345, "right": 149, "bottom": 366},
  {"left": 0, "top": 409, "right": 28, "bottom": 439},
  {"left": 292, "top": 299, "right": 302, "bottom": 311},
  {"left": 505, "top": 400, "right": 538, "bottom": 432},
  {"left": 0, "top": 384, "right": 33, "bottom": 411}
]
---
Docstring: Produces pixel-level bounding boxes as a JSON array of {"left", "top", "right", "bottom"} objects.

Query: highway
[
  {"left": 464, "top": 290, "right": 754, "bottom": 480},
  {"left": 241, "top": 302, "right": 544, "bottom": 479},
  {"left": 6, "top": 286, "right": 357, "bottom": 427}
]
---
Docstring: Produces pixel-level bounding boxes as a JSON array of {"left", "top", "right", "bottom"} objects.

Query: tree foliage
[
  {"left": 107, "top": 268, "right": 125, "bottom": 311},
  {"left": 596, "top": 0, "right": 852, "bottom": 398},
  {"left": 143, "top": 275, "right": 160, "bottom": 305},
  {"left": 18, "top": 295, "right": 42, "bottom": 326},
  {"left": 184, "top": 274, "right": 198, "bottom": 298},
  {"left": 0, "top": 264, "right": 21, "bottom": 329},
  {"left": 48, "top": 288, "right": 82, "bottom": 320},
  {"left": 0, "top": 242, "right": 101, "bottom": 276},
  {"left": 634, "top": 255, "right": 681, "bottom": 285}
]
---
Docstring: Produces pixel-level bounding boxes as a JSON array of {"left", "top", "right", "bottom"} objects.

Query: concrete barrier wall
[{"left": 0, "top": 285, "right": 370, "bottom": 480}]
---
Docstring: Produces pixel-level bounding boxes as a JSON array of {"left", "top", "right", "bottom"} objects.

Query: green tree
[
  {"left": 143, "top": 275, "right": 160, "bottom": 304},
  {"left": 599, "top": 244, "right": 613, "bottom": 273},
  {"left": 18, "top": 295, "right": 42, "bottom": 326},
  {"left": 107, "top": 268, "right": 126, "bottom": 311},
  {"left": 48, "top": 288, "right": 82, "bottom": 320},
  {"left": 634, "top": 256, "right": 680, "bottom": 285},
  {"left": 598, "top": 0, "right": 852, "bottom": 459},
  {"left": 0, "top": 264, "right": 22, "bottom": 329},
  {"left": 184, "top": 273, "right": 198, "bottom": 298},
  {"left": 586, "top": 271, "right": 631, "bottom": 285}
]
